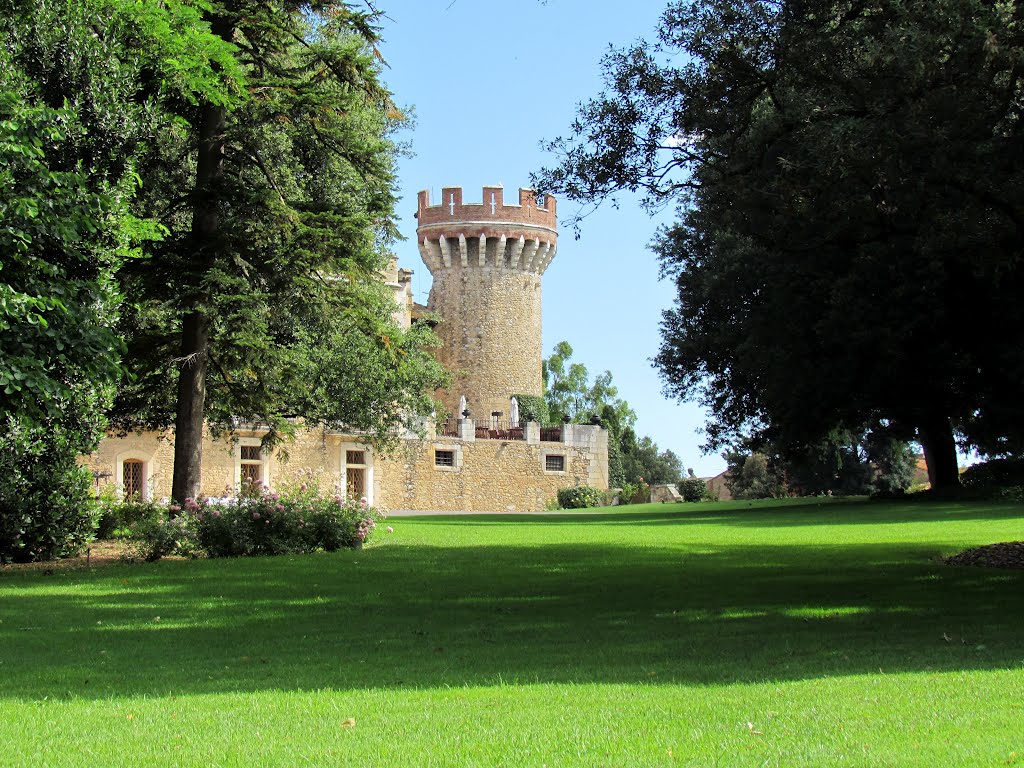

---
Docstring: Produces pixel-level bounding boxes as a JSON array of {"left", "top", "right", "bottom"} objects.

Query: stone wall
[
  {"left": 374, "top": 428, "right": 606, "bottom": 512},
  {"left": 417, "top": 185, "right": 557, "bottom": 420},
  {"left": 427, "top": 264, "right": 543, "bottom": 419},
  {"left": 85, "top": 420, "right": 609, "bottom": 513}
]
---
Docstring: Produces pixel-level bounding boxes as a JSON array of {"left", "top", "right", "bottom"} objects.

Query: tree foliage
[
  {"left": 105, "top": 1, "right": 448, "bottom": 499},
  {"left": 542, "top": 341, "right": 683, "bottom": 488},
  {"left": 536, "top": 0, "right": 1024, "bottom": 489},
  {"left": 543, "top": 341, "right": 635, "bottom": 427},
  {"left": 0, "top": 0, "right": 164, "bottom": 559},
  {"left": 724, "top": 451, "right": 786, "bottom": 500}
]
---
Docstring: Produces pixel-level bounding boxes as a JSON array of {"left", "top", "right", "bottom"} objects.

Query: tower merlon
[
  {"left": 417, "top": 184, "right": 558, "bottom": 276},
  {"left": 417, "top": 185, "right": 557, "bottom": 231}
]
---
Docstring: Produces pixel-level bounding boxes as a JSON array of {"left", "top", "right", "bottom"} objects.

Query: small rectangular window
[
  {"left": 545, "top": 454, "right": 565, "bottom": 472},
  {"left": 241, "top": 445, "right": 261, "bottom": 461},
  {"left": 346, "top": 450, "right": 366, "bottom": 465},
  {"left": 435, "top": 450, "right": 455, "bottom": 468},
  {"left": 241, "top": 463, "right": 261, "bottom": 486},
  {"left": 240, "top": 443, "right": 264, "bottom": 488}
]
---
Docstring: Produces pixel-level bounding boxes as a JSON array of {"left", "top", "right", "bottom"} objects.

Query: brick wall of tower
[{"left": 417, "top": 185, "right": 557, "bottom": 421}]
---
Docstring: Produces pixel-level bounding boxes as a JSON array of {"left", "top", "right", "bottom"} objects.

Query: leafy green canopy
[
  {"left": 0, "top": 0, "right": 150, "bottom": 427},
  {"left": 542, "top": 341, "right": 683, "bottom": 487},
  {"left": 0, "top": 0, "right": 176, "bottom": 559},
  {"left": 105, "top": 1, "right": 447, "bottom": 498},
  {"left": 537, "top": 0, "right": 1024, "bottom": 488}
]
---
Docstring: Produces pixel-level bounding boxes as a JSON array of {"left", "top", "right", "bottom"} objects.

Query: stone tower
[{"left": 417, "top": 185, "right": 557, "bottom": 421}]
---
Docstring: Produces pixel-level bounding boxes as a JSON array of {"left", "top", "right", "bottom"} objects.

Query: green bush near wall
[
  {"left": 557, "top": 486, "right": 604, "bottom": 509},
  {"left": 512, "top": 394, "right": 549, "bottom": 425}
]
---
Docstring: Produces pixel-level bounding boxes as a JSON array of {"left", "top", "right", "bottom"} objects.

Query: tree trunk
[
  {"left": 170, "top": 86, "right": 228, "bottom": 502},
  {"left": 918, "top": 414, "right": 960, "bottom": 489},
  {"left": 171, "top": 310, "right": 211, "bottom": 502}
]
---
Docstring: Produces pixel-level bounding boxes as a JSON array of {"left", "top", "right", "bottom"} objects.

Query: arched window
[{"left": 122, "top": 459, "right": 145, "bottom": 499}]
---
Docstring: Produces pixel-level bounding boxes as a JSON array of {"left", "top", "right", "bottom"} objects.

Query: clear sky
[{"left": 377, "top": 1, "right": 727, "bottom": 478}]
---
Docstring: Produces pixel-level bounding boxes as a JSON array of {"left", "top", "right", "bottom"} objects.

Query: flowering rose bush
[
  {"left": 101, "top": 474, "right": 384, "bottom": 560},
  {"left": 191, "top": 481, "right": 383, "bottom": 557}
]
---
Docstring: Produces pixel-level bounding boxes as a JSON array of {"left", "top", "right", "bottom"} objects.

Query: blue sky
[{"left": 377, "top": 1, "right": 727, "bottom": 477}]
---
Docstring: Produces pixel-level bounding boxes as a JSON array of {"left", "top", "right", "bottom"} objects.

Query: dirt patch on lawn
[
  {"left": 0, "top": 540, "right": 160, "bottom": 573},
  {"left": 945, "top": 541, "right": 1024, "bottom": 570}
]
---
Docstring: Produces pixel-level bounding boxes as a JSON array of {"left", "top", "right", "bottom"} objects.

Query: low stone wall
[{"left": 650, "top": 483, "right": 682, "bottom": 503}]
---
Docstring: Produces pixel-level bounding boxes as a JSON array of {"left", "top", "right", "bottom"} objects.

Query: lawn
[{"left": 1, "top": 497, "right": 1022, "bottom": 766}]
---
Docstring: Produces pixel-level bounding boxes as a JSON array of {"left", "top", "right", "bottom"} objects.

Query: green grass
[{"left": 1, "top": 497, "right": 1023, "bottom": 766}]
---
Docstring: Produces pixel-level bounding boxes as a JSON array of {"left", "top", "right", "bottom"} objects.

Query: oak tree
[{"left": 536, "top": 0, "right": 1024, "bottom": 488}]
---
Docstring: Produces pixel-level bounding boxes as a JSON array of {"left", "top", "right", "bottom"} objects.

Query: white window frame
[
  {"left": 432, "top": 442, "right": 463, "bottom": 472},
  {"left": 234, "top": 437, "right": 270, "bottom": 491},
  {"left": 114, "top": 450, "right": 155, "bottom": 501},
  {"left": 340, "top": 442, "right": 374, "bottom": 505}
]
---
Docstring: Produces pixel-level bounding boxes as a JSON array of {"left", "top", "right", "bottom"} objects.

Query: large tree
[
  {"left": 111, "top": 1, "right": 447, "bottom": 501},
  {"left": 536, "top": 0, "right": 1024, "bottom": 488},
  {"left": 0, "top": 0, "right": 169, "bottom": 559}
]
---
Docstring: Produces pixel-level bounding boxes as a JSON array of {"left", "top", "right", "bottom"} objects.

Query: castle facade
[{"left": 84, "top": 187, "right": 608, "bottom": 512}]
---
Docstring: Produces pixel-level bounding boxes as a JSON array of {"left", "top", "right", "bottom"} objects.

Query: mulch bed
[{"left": 944, "top": 541, "right": 1024, "bottom": 570}]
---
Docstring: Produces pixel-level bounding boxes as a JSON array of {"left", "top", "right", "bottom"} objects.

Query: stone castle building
[{"left": 85, "top": 186, "right": 608, "bottom": 512}]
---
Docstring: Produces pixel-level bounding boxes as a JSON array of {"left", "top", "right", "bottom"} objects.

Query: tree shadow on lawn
[
  {"left": 430, "top": 499, "right": 1024, "bottom": 528},
  {"left": 1, "top": 539, "right": 1022, "bottom": 701}
]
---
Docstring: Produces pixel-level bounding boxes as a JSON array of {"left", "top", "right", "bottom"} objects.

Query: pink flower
[
  {"left": 212, "top": 510, "right": 221, "bottom": 518},
  {"left": 271, "top": 493, "right": 280, "bottom": 501},
  {"left": 252, "top": 512, "right": 261, "bottom": 520},
  {"left": 300, "top": 484, "right": 307, "bottom": 492},
  {"left": 169, "top": 505, "right": 181, "bottom": 513},
  {"left": 386, "top": 526, "right": 394, "bottom": 534},
  {"left": 359, "top": 497, "right": 368, "bottom": 508},
  {"left": 275, "top": 504, "right": 284, "bottom": 512}
]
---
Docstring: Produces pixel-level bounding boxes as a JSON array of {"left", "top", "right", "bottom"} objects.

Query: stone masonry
[
  {"left": 417, "top": 186, "right": 557, "bottom": 421},
  {"left": 85, "top": 185, "right": 609, "bottom": 512}
]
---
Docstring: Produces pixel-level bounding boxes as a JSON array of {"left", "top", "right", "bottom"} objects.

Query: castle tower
[{"left": 417, "top": 185, "right": 557, "bottom": 421}]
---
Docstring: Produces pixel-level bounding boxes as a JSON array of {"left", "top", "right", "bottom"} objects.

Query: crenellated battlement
[
  {"left": 417, "top": 186, "right": 558, "bottom": 276},
  {"left": 417, "top": 182, "right": 555, "bottom": 419},
  {"left": 417, "top": 186, "right": 557, "bottom": 232}
]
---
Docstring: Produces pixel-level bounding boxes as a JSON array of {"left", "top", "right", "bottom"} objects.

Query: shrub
[
  {"left": 960, "top": 458, "right": 1024, "bottom": 488},
  {"left": 678, "top": 476, "right": 708, "bottom": 502},
  {"left": 0, "top": 419, "right": 100, "bottom": 563},
  {"left": 512, "top": 394, "right": 549, "bottom": 425},
  {"left": 97, "top": 474, "right": 383, "bottom": 561},
  {"left": 557, "top": 485, "right": 603, "bottom": 509},
  {"left": 96, "top": 496, "right": 167, "bottom": 539},
  {"left": 187, "top": 480, "right": 382, "bottom": 559},
  {"left": 124, "top": 514, "right": 199, "bottom": 562},
  {"left": 617, "top": 480, "right": 650, "bottom": 505}
]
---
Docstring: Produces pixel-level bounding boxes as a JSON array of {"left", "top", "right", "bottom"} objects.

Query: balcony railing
[
  {"left": 539, "top": 426, "right": 563, "bottom": 442},
  {"left": 437, "top": 419, "right": 567, "bottom": 443},
  {"left": 476, "top": 419, "right": 525, "bottom": 441}
]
